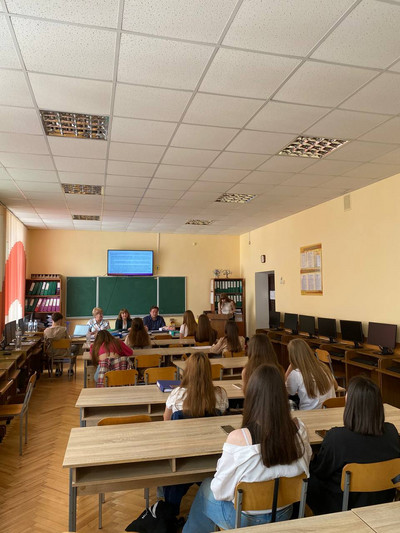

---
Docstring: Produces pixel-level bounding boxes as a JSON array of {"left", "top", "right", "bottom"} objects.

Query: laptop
[{"left": 72, "top": 325, "right": 90, "bottom": 337}]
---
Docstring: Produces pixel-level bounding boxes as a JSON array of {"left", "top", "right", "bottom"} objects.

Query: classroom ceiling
[{"left": 1, "top": 0, "right": 400, "bottom": 234}]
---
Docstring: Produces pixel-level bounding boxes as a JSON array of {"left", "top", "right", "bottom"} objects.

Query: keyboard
[
  {"left": 387, "top": 366, "right": 400, "bottom": 374},
  {"left": 330, "top": 351, "right": 344, "bottom": 358},
  {"left": 352, "top": 357, "right": 378, "bottom": 367}
]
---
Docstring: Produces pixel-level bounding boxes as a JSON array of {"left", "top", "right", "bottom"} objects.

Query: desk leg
[
  {"left": 69, "top": 469, "right": 77, "bottom": 532},
  {"left": 80, "top": 408, "right": 86, "bottom": 427},
  {"left": 84, "top": 359, "right": 87, "bottom": 388}
]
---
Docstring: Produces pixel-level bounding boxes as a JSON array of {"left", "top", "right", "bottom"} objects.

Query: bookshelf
[
  {"left": 210, "top": 278, "right": 246, "bottom": 337},
  {"left": 25, "top": 274, "right": 62, "bottom": 316}
]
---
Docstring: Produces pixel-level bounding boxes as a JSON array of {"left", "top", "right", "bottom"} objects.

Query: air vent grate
[
  {"left": 62, "top": 183, "right": 103, "bottom": 195},
  {"left": 185, "top": 219, "right": 214, "bottom": 225},
  {"left": 216, "top": 193, "right": 256, "bottom": 204},
  {"left": 40, "top": 109, "right": 109, "bottom": 140},
  {"left": 278, "top": 136, "right": 348, "bottom": 159},
  {"left": 72, "top": 215, "right": 100, "bottom": 221}
]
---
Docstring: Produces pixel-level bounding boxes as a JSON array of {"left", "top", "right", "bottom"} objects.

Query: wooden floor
[{"left": 0, "top": 361, "right": 197, "bottom": 532}]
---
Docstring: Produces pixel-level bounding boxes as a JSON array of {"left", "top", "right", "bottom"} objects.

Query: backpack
[{"left": 125, "top": 500, "right": 177, "bottom": 533}]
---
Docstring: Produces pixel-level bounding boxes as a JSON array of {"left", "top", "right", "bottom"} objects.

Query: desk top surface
[
  {"left": 63, "top": 405, "right": 400, "bottom": 470},
  {"left": 352, "top": 501, "right": 400, "bottom": 533},
  {"left": 82, "top": 346, "right": 213, "bottom": 360},
  {"left": 150, "top": 338, "right": 195, "bottom": 346},
  {"left": 174, "top": 356, "right": 248, "bottom": 370},
  {"left": 76, "top": 380, "right": 244, "bottom": 408}
]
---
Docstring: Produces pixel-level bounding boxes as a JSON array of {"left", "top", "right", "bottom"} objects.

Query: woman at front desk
[
  {"left": 218, "top": 293, "right": 235, "bottom": 316},
  {"left": 115, "top": 308, "right": 132, "bottom": 331}
]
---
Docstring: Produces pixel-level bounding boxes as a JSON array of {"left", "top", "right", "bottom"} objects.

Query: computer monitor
[
  {"left": 367, "top": 322, "right": 397, "bottom": 355},
  {"left": 317, "top": 317, "right": 337, "bottom": 343},
  {"left": 299, "top": 315, "right": 316, "bottom": 338},
  {"left": 4, "top": 320, "right": 16, "bottom": 348},
  {"left": 269, "top": 311, "right": 281, "bottom": 330},
  {"left": 340, "top": 320, "right": 364, "bottom": 349},
  {"left": 284, "top": 313, "right": 298, "bottom": 335}
]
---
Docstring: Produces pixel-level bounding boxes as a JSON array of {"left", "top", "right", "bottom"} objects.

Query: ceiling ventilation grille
[
  {"left": 72, "top": 215, "right": 100, "bottom": 221},
  {"left": 216, "top": 193, "right": 256, "bottom": 204},
  {"left": 278, "top": 136, "right": 348, "bottom": 159},
  {"left": 185, "top": 219, "right": 214, "bottom": 225},
  {"left": 40, "top": 109, "right": 109, "bottom": 140},
  {"left": 62, "top": 184, "right": 103, "bottom": 195}
]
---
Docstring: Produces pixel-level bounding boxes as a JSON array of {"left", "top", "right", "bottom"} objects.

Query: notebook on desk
[{"left": 72, "top": 325, "right": 90, "bottom": 337}]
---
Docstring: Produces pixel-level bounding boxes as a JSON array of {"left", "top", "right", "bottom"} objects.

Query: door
[{"left": 255, "top": 271, "right": 275, "bottom": 330}]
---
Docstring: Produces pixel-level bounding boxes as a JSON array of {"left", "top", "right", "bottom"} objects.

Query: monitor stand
[
  {"left": 353, "top": 341, "right": 363, "bottom": 349},
  {"left": 378, "top": 346, "right": 393, "bottom": 356}
]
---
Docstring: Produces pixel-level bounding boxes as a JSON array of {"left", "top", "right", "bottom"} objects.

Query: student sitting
[
  {"left": 91, "top": 330, "right": 133, "bottom": 387},
  {"left": 285, "top": 338, "right": 336, "bottom": 410},
  {"left": 209, "top": 321, "right": 245, "bottom": 355},
  {"left": 143, "top": 305, "right": 166, "bottom": 331},
  {"left": 87, "top": 307, "right": 110, "bottom": 333},
  {"left": 307, "top": 375, "right": 400, "bottom": 514},
  {"left": 124, "top": 317, "right": 151, "bottom": 348},
  {"left": 194, "top": 314, "right": 217, "bottom": 345},
  {"left": 179, "top": 310, "right": 197, "bottom": 339},
  {"left": 115, "top": 308, "right": 132, "bottom": 331},
  {"left": 242, "top": 333, "right": 284, "bottom": 393},
  {"left": 43, "top": 312, "right": 70, "bottom": 376},
  {"left": 182, "top": 364, "right": 311, "bottom": 532}
]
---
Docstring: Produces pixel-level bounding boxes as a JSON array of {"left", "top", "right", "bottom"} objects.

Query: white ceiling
[{"left": 1, "top": 0, "right": 400, "bottom": 234}]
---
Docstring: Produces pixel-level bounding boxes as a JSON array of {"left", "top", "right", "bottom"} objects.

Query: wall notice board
[{"left": 66, "top": 276, "right": 186, "bottom": 318}]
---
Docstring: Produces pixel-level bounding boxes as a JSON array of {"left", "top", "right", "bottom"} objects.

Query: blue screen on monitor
[{"left": 107, "top": 250, "right": 153, "bottom": 276}]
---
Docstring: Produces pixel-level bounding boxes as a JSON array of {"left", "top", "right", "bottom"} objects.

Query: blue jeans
[{"left": 183, "top": 478, "right": 293, "bottom": 533}]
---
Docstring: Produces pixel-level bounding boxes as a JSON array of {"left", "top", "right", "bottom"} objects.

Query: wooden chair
[
  {"left": 196, "top": 341, "right": 210, "bottom": 346},
  {"left": 315, "top": 349, "right": 346, "bottom": 389},
  {"left": 341, "top": 458, "right": 400, "bottom": 511},
  {"left": 154, "top": 334, "right": 171, "bottom": 340},
  {"left": 222, "top": 350, "right": 245, "bottom": 358},
  {"left": 144, "top": 367, "right": 177, "bottom": 385},
  {"left": 0, "top": 372, "right": 37, "bottom": 455},
  {"left": 322, "top": 396, "right": 346, "bottom": 408},
  {"left": 133, "top": 354, "right": 162, "bottom": 370},
  {"left": 211, "top": 364, "right": 223, "bottom": 381},
  {"left": 50, "top": 338, "right": 76, "bottom": 378},
  {"left": 105, "top": 369, "right": 138, "bottom": 387},
  {"left": 233, "top": 473, "right": 309, "bottom": 527},
  {"left": 97, "top": 414, "right": 152, "bottom": 528}
]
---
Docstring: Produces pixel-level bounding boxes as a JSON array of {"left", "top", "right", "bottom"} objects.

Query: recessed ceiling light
[
  {"left": 72, "top": 215, "right": 100, "bottom": 221},
  {"left": 278, "top": 136, "right": 348, "bottom": 159},
  {"left": 185, "top": 219, "right": 214, "bottom": 225},
  {"left": 62, "top": 184, "right": 103, "bottom": 195},
  {"left": 40, "top": 109, "right": 109, "bottom": 140},
  {"left": 215, "top": 193, "right": 256, "bottom": 204}
]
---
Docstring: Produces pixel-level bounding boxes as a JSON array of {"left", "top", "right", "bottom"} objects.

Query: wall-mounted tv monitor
[
  {"left": 107, "top": 250, "right": 153, "bottom": 276},
  {"left": 340, "top": 320, "right": 364, "bottom": 348},
  {"left": 269, "top": 311, "right": 281, "bottom": 330},
  {"left": 284, "top": 313, "right": 298, "bottom": 335},
  {"left": 367, "top": 322, "right": 397, "bottom": 355},
  {"left": 299, "top": 315, "right": 316, "bottom": 338},
  {"left": 318, "top": 317, "right": 337, "bottom": 343}
]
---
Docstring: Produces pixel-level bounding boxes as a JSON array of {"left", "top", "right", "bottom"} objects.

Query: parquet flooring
[{"left": 0, "top": 361, "right": 197, "bottom": 532}]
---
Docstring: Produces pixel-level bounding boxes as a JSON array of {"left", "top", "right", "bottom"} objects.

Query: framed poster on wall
[{"left": 300, "top": 243, "right": 322, "bottom": 295}]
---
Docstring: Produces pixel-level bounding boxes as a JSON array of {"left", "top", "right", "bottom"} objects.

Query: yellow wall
[
  {"left": 26, "top": 230, "right": 239, "bottom": 326},
  {"left": 241, "top": 173, "right": 400, "bottom": 336}
]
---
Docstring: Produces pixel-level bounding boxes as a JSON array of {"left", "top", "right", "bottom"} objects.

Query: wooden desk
[
  {"left": 150, "top": 338, "right": 195, "bottom": 346},
  {"left": 352, "top": 501, "right": 400, "bottom": 533},
  {"left": 173, "top": 356, "right": 248, "bottom": 377},
  {"left": 63, "top": 405, "right": 400, "bottom": 531},
  {"left": 76, "top": 380, "right": 244, "bottom": 426},
  {"left": 226, "top": 510, "right": 374, "bottom": 532}
]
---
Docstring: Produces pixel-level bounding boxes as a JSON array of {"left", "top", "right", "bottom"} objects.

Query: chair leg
[
  {"left": 19, "top": 414, "right": 23, "bottom": 455},
  {"left": 99, "top": 493, "right": 103, "bottom": 529},
  {"left": 25, "top": 411, "right": 28, "bottom": 444},
  {"left": 144, "top": 487, "right": 149, "bottom": 507}
]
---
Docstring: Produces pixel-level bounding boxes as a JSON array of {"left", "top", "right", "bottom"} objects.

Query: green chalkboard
[
  {"left": 158, "top": 277, "right": 186, "bottom": 315},
  {"left": 66, "top": 277, "right": 96, "bottom": 317},
  {"left": 99, "top": 277, "right": 157, "bottom": 316}
]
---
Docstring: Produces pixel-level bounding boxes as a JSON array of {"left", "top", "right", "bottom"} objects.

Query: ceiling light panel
[
  {"left": 216, "top": 193, "right": 257, "bottom": 204},
  {"left": 62, "top": 184, "right": 103, "bottom": 195},
  {"left": 278, "top": 136, "right": 348, "bottom": 159},
  {"left": 40, "top": 110, "right": 109, "bottom": 140},
  {"left": 185, "top": 219, "right": 214, "bottom": 225},
  {"left": 72, "top": 215, "right": 100, "bottom": 221}
]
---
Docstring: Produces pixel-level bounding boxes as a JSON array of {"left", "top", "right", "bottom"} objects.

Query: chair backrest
[
  {"left": 22, "top": 372, "right": 37, "bottom": 414},
  {"left": 211, "top": 363, "right": 223, "bottom": 380},
  {"left": 322, "top": 396, "right": 345, "bottom": 408},
  {"left": 235, "top": 473, "right": 308, "bottom": 526},
  {"left": 155, "top": 334, "right": 171, "bottom": 340},
  {"left": 134, "top": 354, "right": 161, "bottom": 369},
  {"left": 97, "top": 414, "right": 152, "bottom": 426},
  {"left": 144, "top": 367, "right": 177, "bottom": 384},
  {"left": 341, "top": 458, "right": 400, "bottom": 510},
  {"left": 51, "top": 338, "right": 71, "bottom": 350},
  {"left": 222, "top": 350, "right": 245, "bottom": 358},
  {"left": 105, "top": 369, "right": 138, "bottom": 387},
  {"left": 195, "top": 341, "right": 210, "bottom": 346}
]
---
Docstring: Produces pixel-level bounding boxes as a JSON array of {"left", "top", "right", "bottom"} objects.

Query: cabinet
[
  {"left": 210, "top": 278, "right": 245, "bottom": 337},
  {"left": 25, "top": 275, "right": 62, "bottom": 316}
]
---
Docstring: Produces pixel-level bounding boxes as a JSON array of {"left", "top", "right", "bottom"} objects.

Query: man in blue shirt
[{"left": 143, "top": 305, "right": 166, "bottom": 331}]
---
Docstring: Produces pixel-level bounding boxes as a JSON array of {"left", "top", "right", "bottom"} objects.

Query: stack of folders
[{"left": 157, "top": 380, "right": 181, "bottom": 392}]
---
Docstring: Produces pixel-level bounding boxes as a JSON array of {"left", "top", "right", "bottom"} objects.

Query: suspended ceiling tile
[
  {"left": 324, "top": 140, "right": 398, "bottom": 162},
  {"left": 360, "top": 117, "right": 400, "bottom": 143},
  {"left": 149, "top": 178, "right": 194, "bottom": 190},
  {"left": 109, "top": 142, "right": 165, "bottom": 164},
  {"left": 155, "top": 165, "right": 205, "bottom": 180},
  {"left": 241, "top": 171, "right": 294, "bottom": 185},
  {"left": 118, "top": 33, "right": 213, "bottom": 90},
  {"left": 143, "top": 188, "right": 183, "bottom": 199},
  {"left": 198, "top": 168, "right": 250, "bottom": 182},
  {"left": 7, "top": 0, "right": 120, "bottom": 27},
  {"left": 0, "top": 106, "right": 42, "bottom": 134},
  {"left": 105, "top": 186, "right": 146, "bottom": 198},
  {"left": 343, "top": 162, "right": 400, "bottom": 180},
  {"left": 106, "top": 175, "right": 151, "bottom": 188},
  {"left": 12, "top": 17, "right": 116, "bottom": 80},
  {"left": 107, "top": 160, "right": 157, "bottom": 177},
  {"left": 0, "top": 16, "right": 21, "bottom": 68},
  {"left": 139, "top": 197, "right": 177, "bottom": 207},
  {"left": 0, "top": 69, "right": 34, "bottom": 107},
  {"left": 111, "top": 117, "right": 176, "bottom": 145},
  {"left": 53, "top": 156, "right": 106, "bottom": 173},
  {"left": 200, "top": 47, "right": 300, "bottom": 99},
  {"left": 280, "top": 173, "right": 332, "bottom": 188},
  {"left": 257, "top": 155, "right": 316, "bottom": 173},
  {"left": 305, "top": 109, "right": 390, "bottom": 139},
  {"left": 340, "top": 72, "right": 400, "bottom": 115},
  {"left": 189, "top": 180, "right": 233, "bottom": 193},
  {"left": 171, "top": 124, "right": 238, "bottom": 150},
  {"left": 0, "top": 132, "right": 48, "bottom": 155},
  {"left": 299, "top": 159, "right": 360, "bottom": 176},
  {"left": 58, "top": 171, "right": 104, "bottom": 185},
  {"left": 29, "top": 73, "right": 113, "bottom": 115},
  {"left": 371, "top": 147, "right": 400, "bottom": 165},
  {"left": 48, "top": 137, "right": 107, "bottom": 159},
  {"left": 211, "top": 151, "right": 268, "bottom": 170},
  {"left": 311, "top": 0, "right": 400, "bottom": 69},
  {"left": 184, "top": 93, "right": 264, "bottom": 128},
  {"left": 162, "top": 147, "right": 219, "bottom": 167},
  {"left": 15, "top": 180, "right": 61, "bottom": 192},
  {"left": 275, "top": 61, "right": 376, "bottom": 107},
  {"left": 7, "top": 168, "right": 58, "bottom": 182},
  {"left": 226, "top": 130, "right": 294, "bottom": 155},
  {"left": 0, "top": 152, "right": 54, "bottom": 170},
  {"left": 320, "top": 176, "right": 380, "bottom": 190}
]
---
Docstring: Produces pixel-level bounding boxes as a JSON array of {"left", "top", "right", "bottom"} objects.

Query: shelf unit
[
  {"left": 210, "top": 278, "right": 245, "bottom": 336},
  {"left": 25, "top": 274, "right": 62, "bottom": 316}
]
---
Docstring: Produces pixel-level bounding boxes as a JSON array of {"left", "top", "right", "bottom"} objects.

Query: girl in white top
[
  {"left": 218, "top": 293, "right": 235, "bottom": 315},
  {"left": 163, "top": 352, "right": 228, "bottom": 420},
  {"left": 183, "top": 364, "right": 311, "bottom": 532},
  {"left": 286, "top": 338, "right": 336, "bottom": 410},
  {"left": 179, "top": 310, "right": 197, "bottom": 339}
]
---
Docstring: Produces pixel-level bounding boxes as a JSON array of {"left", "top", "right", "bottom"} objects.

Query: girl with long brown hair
[
  {"left": 209, "top": 321, "right": 245, "bottom": 355},
  {"left": 115, "top": 308, "right": 132, "bottom": 331},
  {"left": 179, "top": 310, "right": 197, "bottom": 338},
  {"left": 163, "top": 352, "right": 228, "bottom": 420},
  {"left": 286, "top": 338, "right": 336, "bottom": 410},
  {"left": 194, "top": 313, "right": 217, "bottom": 345},
  {"left": 91, "top": 330, "right": 133, "bottom": 387},
  {"left": 124, "top": 317, "right": 151, "bottom": 348},
  {"left": 242, "top": 333, "right": 283, "bottom": 393},
  {"left": 183, "top": 364, "right": 311, "bottom": 531}
]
